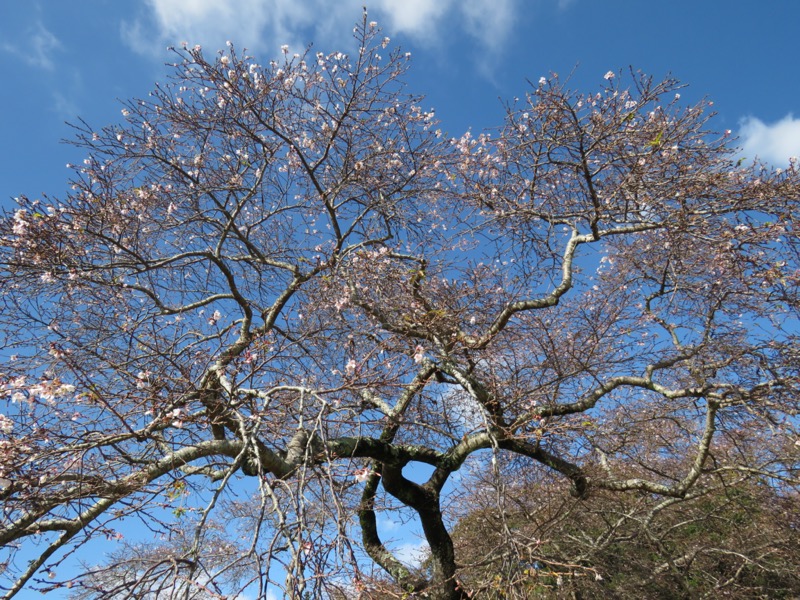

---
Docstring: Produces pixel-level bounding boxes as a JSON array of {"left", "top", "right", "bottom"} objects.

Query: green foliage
[{"left": 448, "top": 480, "right": 800, "bottom": 599}]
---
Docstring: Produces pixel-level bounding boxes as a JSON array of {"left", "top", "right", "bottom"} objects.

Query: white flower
[
  {"left": 220, "top": 56, "right": 229, "bottom": 66},
  {"left": 538, "top": 76, "right": 547, "bottom": 86},
  {"left": 0, "top": 414, "right": 13, "bottom": 434},
  {"left": 413, "top": 345, "right": 425, "bottom": 364},
  {"left": 604, "top": 70, "right": 615, "bottom": 80},
  {"left": 12, "top": 210, "right": 28, "bottom": 235},
  {"left": 354, "top": 467, "right": 378, "bottom": 482},
  {"left": 55, "top": 383, "right": 75, "bottom": 396},
  {"left": 345, "top": 359, "right": 357, "bottom": 376},
  {"left": 0, "top": 477, "right": 11, "bottom": 490},
  {"left": 136, "top": 371, "right": 151, "bottom": 389}
]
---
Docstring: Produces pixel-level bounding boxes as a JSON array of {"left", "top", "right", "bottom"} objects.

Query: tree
[
  {"left": 1, "top": 16, "right": 799, "bottom": 599},
  {"left": 447, "top": 456, "right": 800, "bottom": 598}
]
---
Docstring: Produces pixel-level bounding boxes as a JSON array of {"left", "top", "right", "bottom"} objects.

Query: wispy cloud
[
  {"left": 462, "top": 0, "right": 516, "bottom": 50},
  {"left": 122, "top": 0, "right": 522, "bottom": 63},
  {"left": 51, "top": 90, "right": 80, "bottom": 120},
  {"left": 392, "top": 539, "right": 430, "bottom": 567},
  {"left": 368, "top": 0, "right": 454, "bottom": 43},
  {"left": 2, "top": 20, "right": 62, "bottom": 70},
  {"left": 122, "top": 0, "right": 310, "bottom": 57},
  {"left": 738, "top": 114, "right": 800, "bottom": 167},
  {"left": 459, "top": 0, "right": 517, "bottom": 77}
]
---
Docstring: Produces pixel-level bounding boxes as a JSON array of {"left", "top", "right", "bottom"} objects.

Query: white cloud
[
  {"left": 392, "top": 539, "right": 430, "bottom": 567},
  {"left": 738, "top": 114, "right": 800, "bottom": 167},
  {"left": 377, "top": 514, "right": 402, "bottom": 532},
  {"left": 122, "top": 0, "right": 306, "bottom": 57},
  {"left": 122, "top": 0, "right": 520, "bottom": 62},
  {"left": 51, "top": 90, "right": 80, "bottom": 119},
  {"left": 462, "top": 0, "right": 516, "bottom": 51},
  {"left": 369, "top": 0, "right": 454, "bottom": 41},
  {"left": 2, "top": 20, "right": 62, "bottom": 70}
]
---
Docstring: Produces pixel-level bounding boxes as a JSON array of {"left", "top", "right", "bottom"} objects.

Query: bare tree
[{"left": 1, "top": 16, "right": 798, "bottom": 600}]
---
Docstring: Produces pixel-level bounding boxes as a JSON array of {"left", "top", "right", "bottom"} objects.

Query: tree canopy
[{"left": 1, "top": 18, "right": 799, "bottom": 600}]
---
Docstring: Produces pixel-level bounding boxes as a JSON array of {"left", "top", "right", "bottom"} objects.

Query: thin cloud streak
[{"left": 2, "top": 20, "right": 62, "bottom": 70}]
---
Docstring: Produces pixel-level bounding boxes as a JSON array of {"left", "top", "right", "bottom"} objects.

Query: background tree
[
  {"left": 446, "top": 456, "right": 799, "bottom": 598},
  {"left": 1, "top": 17, "right": 799, "bottom": 600}
]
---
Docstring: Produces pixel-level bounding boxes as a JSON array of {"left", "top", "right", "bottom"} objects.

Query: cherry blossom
[
  {"left": 0, "top": 15, "right": 797, "bottom": 600},
  {"left": 413, "top": 345, "right": 426, "bottom": 363},
  {"left": 354, "top": 467, "right": 378, "bottom": 482}
]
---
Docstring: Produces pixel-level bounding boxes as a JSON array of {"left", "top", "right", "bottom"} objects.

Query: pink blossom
[
  {"left": 354, "top": 467, "right": 378, "bottom": 482},
  {"left": 604, "top": 70, "right": 615, "bottom": 80},
  {"left": 136, "top": 371, "right": 151, "bottom": 389},
  {"left": 345, "top": 359, "right": 357, "bottom": 376},
  {"left": 413, "top": 345, "right": 425, "bottom": 364},
  {"left": 0, "top": 414, "right": 13, "bottom": 434},
  {"left": 12, "top": 209, "right": 29, "bottom": 235}
]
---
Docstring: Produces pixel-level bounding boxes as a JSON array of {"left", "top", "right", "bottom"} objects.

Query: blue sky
[
  {"left": 2, "top": 0, "right": 800, "bottom": 210},
  {"left": 1, "top": 0, "right": 800, "bottom": 594}
]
